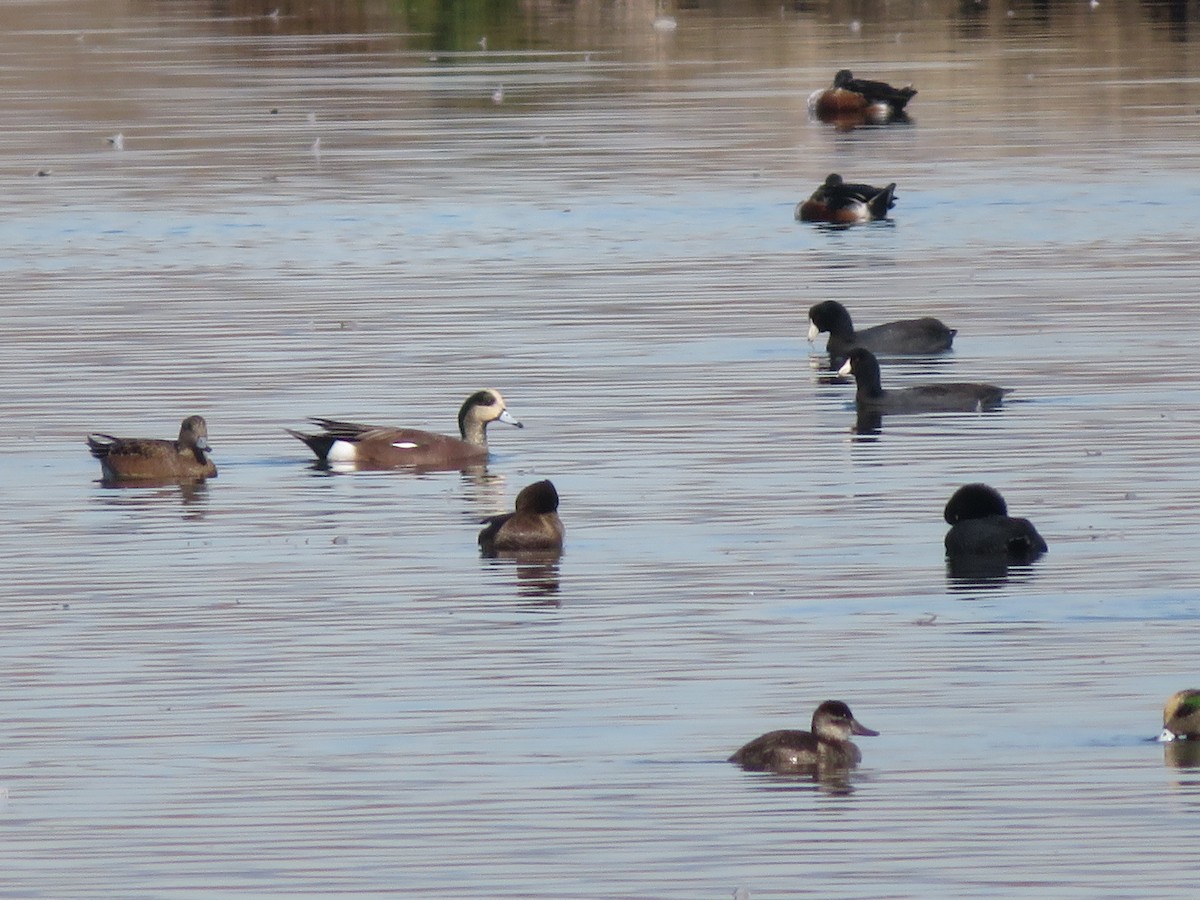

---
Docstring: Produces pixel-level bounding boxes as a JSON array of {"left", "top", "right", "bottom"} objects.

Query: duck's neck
[
  {"left": 856, "top": 379, "right": 886, "bottom": 401},
  {"left": 460, "top": 416, "right": 488, "bottom": 445}
]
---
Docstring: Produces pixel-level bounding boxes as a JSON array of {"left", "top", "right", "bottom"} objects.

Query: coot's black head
[
  {"left": 807, "top": 300, "right": 854, "bottom": 337},
  {"left": 944, "top": 483, "right": 1009, "bottom": 524}
]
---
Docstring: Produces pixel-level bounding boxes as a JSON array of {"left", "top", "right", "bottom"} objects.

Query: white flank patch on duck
[{"left": 327, "top": 440, "right": 357, "bottom": 462}]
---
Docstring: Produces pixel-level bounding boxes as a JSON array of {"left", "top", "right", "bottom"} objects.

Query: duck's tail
[
  {"left": 285, "top": 428, "right": 336, "bottom": 461},
  {"left": 868, "top": 183, "right": 897, "bottom": 219}
]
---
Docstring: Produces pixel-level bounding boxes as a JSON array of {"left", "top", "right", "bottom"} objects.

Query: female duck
[
  {"left": 809, "top": 69, "right": 917, "bottom": 124},
  {"left": 87, "top": 415, "right": 217, "bottom": 482},
  {"left": 478, "top": 479, "right": 564, "bottom": 555},
  {"left": 808, "top": 300, "right": 956, "bottom": 362},
  {"left": 1158, "top": 690, "right": 1200, "bottom": 742},
  {"left": 729, "top": 700, "right": 878, "bottom": 774},
  {"left": 288, "top": 389, "right": 522, "bottom": 470},
  {"left": 796, "top": 173, "right": 896, "bottom": 225},
  {"left": 943, "top": 483, "right": 1047, "bottom": 561},
  {"left": 837, "top": 348, "right": 1010, "bottom": 413}
]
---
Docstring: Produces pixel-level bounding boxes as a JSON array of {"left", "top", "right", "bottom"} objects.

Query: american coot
[
  {"left": 87, "top": 415, "right": 217, "bottom": 482},
  {"left": 796, "top": 174, "right": 896, "bottom": 225},
  {"left": 837, "top": 347, "right": 1010, "bottom": 413},
  {"left": 287, "top": 389, "right": 522, "bottom": 470},
  {"left": 809, "top": 69, "right": 917, "bottom": 120},
  {"left": 729, "top": 700, "right": 879, "bottom": 774},
  {"left": 808, "top": 300, "right": 956, "bottom": 362},
  {"left": 1158, "top": 690, "right": 1200, "bottom": 742},
  {"left": 943, "top": 483, "right": 1047, "bottom": 561},
  {"left": 478, "top": 479, "right": 564, "bottom": 555}
]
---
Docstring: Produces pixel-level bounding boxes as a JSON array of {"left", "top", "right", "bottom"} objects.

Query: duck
[
  {"left": 943, "top": 483, "right": 1047, "bottom": 561},
  {"left": 1157, "top": 690, "right": 1200, "bottom": 742},
  {"left": 809, "top": 69, "right": 917, "bottom": 125},
  {"left": 287, "top": 389, "right": 522, "bottom": 470},
  {"left": 86, "top": 415, "right": 217, "bottom": 482},
  {"left": 729, "top": 700, "right": 878, "bottom": 774},
  {"left": 808, "top": 300, "right": 956, "bottom": 363},
  {"left": 837, "top": 348, "right": 1010, "bottom": 413},
  {"left": 796, "top": 173, "right": 896, "bottom": 225},
  {"left": 478, "top": 479, "right": 564, "bottom": 555}
]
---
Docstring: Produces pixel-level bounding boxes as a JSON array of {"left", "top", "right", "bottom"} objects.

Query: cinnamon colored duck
[
  {"left": 809, "top": 69, "right": 917, "bottom": 126},
  {"left": 796, "top": 174, "right": 896, "bottom": 225}
]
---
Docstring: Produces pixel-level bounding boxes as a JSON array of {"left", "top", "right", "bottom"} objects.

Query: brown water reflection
[{"left": 4, "top": 0, "right": 1200, "bottom": 896}]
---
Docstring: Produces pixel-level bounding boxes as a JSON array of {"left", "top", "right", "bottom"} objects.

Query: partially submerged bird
[
  {"left": 478, "top": 479, "right": 564, "bottom": 555},
  {"left": 86, "top": 415, "right": 217, "bottom": 483},
  {"left": 809, "top": 69, "right": 917, "bottom": 125},
  {"left": 729, "top": 700, "right": 879, "bottom": 774},
  {"left": 796, "top": 173, "right": 896, "bottom": 225},
  {"left": 808, "top": 300, "right": 956, "bottom": 363},
  {"left": 1158, "top": 690, "right": 1200, "bottom": 742},
  {"left": 837, "top": 348, "right": 1010, "bottom": 413},
  {"left": 943, "top": 483, "right": 1047, "bottom": 561},
  {"left": 287, "top": 389, "right": 522, "bottom": 470}
]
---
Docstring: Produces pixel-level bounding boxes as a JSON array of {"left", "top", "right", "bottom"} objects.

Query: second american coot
[{"left": 837, "top": 348, "right": 1009, "bottom": 413}]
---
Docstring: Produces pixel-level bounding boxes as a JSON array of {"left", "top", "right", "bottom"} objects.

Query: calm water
[{"left": 3, "top": 0, "right": 1200, "bottom": 895}]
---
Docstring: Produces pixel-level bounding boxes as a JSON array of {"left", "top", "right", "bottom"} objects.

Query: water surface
[{"left": 3, "top": 0, "right": 1200, "bottom": 896}]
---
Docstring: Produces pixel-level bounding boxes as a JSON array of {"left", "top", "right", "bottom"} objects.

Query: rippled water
[{"left": 4, "top": 0, "right": 1200, "bottom": 895}]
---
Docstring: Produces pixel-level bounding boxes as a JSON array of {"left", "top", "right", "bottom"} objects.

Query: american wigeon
[
  {"left": 808, "top": 69, "right": 917, "bottom": 126},
  {"left": 796, "top": 173, "right": 897, "bottom": 225},
  {"left": 943, "top": 483, "right": 1047, "bottom": 561},
  {"left": 808, "top": 300, "right": 956, "bottom": 364},
  {"left": 86, "top": 415, "right": 217, "bottom": 482},
  {"left": 287, "top": 389, "right": 522, "bottom": 470},
  {"left": 837, "top": 348, "right": 1010, "bottom": 413},
  {"left": 729, "top": 700, "right": 879, "bottom": 774},
  {"left": 478, "top": 479, "right": 564, "bottom": 555},
  {"left": 1157, "top": 690, "right": 1200, "bottom": 742}
]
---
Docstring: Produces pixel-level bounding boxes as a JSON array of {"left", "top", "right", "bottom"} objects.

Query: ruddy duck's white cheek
[
  {"left": 837, "top": 358, "right": 853, "bottom": 377},
  {"left": 391, "top": 441, "right": 419, "bottom": 450},
  {"left": 327, "top": 440, "right": 358, "bottom": 463},
  {"left": 1158, "top": 728, "right": 1178, "bottom": 743},
  {"left": 807, "top": 321, "right": 819, "bottom": 342}
]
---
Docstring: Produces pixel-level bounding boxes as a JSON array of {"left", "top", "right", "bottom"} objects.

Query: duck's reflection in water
[
  {"left": 1163, "top": 741, "right": 1200, "bottom": 769},
  {"left": 91, "top": 478, "right": 211, "bottom": 519},
  {"left": 481, "top": 551, "right": 562, "bottom": 605}
]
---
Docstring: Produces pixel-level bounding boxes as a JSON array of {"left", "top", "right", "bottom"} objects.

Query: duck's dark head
[{"left": 944, "top": 483, "right": 1009, "bottom": 525}]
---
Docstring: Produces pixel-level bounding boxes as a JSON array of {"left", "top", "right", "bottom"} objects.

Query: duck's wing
[
  {"left": 844, "top": 74, "right": 917, "bottom": 108},
  {"left": 478, "top": 511, "right": 515, "bottom": 552},
  {"left": 307, "top": 418, "right": 384, "bottom": 440}
]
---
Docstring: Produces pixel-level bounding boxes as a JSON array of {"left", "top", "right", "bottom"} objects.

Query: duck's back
[
  {"left": 87, "top": 435, "right": 216, "bottom": 480},
  {"left": 479, "top": 510, "right": 564, "bottom": 553},
  {"left": 292, "top": 419, "right": 486, "bottom": 469},
  {"left": 868, "top": 382, "right": 1009, "bottom": 413},
  {"left": 729, "top": 729, "right": 862, "bottom": 772},
  {"left": 945, "top": 515, "right": 1047, "bottom": 559},
  {"left": 852, "top": 317, "right": 957, "bottom": 356}
]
